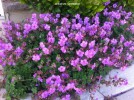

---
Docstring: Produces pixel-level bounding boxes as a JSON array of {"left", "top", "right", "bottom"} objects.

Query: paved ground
[{"left": 115, "top": 89, "right": 134, "bottom": 100}]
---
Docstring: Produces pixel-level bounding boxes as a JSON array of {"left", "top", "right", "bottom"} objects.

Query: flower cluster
[{"left": 1, "top": 3, "right": 134, "bottom": 100}]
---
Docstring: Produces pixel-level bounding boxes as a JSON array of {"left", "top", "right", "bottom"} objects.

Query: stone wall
[{"left": 1, "top": 0, "right": 35, "bottom": 23}]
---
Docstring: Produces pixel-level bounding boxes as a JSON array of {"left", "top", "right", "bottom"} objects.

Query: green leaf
[{"left": 32, "top": 87, "right": 37, "bottom": 94}]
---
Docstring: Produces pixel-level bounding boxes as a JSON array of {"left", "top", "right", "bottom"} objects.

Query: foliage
[
  {"left": 111, "top": 0, "right": 134, "bottom": 12},
  {"left": 19, "top": 0, "right": 108, "bottom": 17},
  {"left": 1, "top": 3, "right": 134, "bottom": 100}
]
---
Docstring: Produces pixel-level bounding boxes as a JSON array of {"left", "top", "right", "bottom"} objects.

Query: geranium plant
[{"left": 0, "top": 3, "right": 134, "bottom": 100}]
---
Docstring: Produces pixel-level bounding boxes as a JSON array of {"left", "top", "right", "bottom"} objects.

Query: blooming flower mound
[{"left": 1, "top": 4, "right": 134, "bottom": 100}]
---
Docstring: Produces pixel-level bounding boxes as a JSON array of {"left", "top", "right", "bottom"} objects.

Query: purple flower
[
  {"left": 48, "top": 88, "right": 55, "bottom": 95},
  {"left": 5, "top": 43, "right": 13, "bottom": 51},
  {"left": 87, "top": 24, "right": 98, "bottom": 36},
  {"left": 71, "top": 58, "right": 80, "bottom": 67},
  {"left": 75, "top": 14, "right": 80, "bottom": 19},
  {"left": 15, "top": 47, "right": 23, "bottom": 57},
  {"left": 33, "top": 73, "right": 37, "bottom": 78},
  {"left": 85, "top": 49, "right": 96, "bottom": 58},
  {"left": 120, "top": 35, "right": 125, "bottom": 43},
  {"left": 61, "top": 46, "right": 67, "bottom": 53},
  {"left": 56, "top": 14, "right": 60, "bottom": 18},
  {"left": 91, "top": 63, "right": 96, "bottom": 69},
  {"left": 130, "top": 25, "right": 134, "bottom": 34},
  {"left": 40, "top": 42, "right": 45, "bottom": 48},
  {"left": 89, "top": 40, "right": 95, "bottom": 49},
  {"left": 58, "top": 36, "right": 68, "bottom": 46},
  {"left": 124, "top": 41, "right": 132, "bottom": 47},
  {"left": 75, "top": 32, "right": 83, "bottom": 42},
  {"left": 46, "top": 75, "right": 61, "bottom": 85},
  {"left": 84, "top": 17, "right": 89, "bottom": 25},
  {"left": 47, "top": 37, "right": 55, "bottom": 43},
  {"left": 75, "top": 23, "right": 81, "bottom": 30},
  {"left": 16, "top": 32, "right": 21, "bottom": 37},
  {"left": 103, "top": 46, "right": 108, "bottom": 53},
  {"left": 100, "top": 29, "right": 106, "bottom": 38},
  {"left": 111, "top": 11, "right": 121, "bottom": 19},
  {"left": 113, "top": 3, "right": 117, "bottom": 8},
  {"left": 37, "top": 77, "right": 43, "bottom": 82},
  {"left": 31, "top": 22, "right": 38, "bottom": 30},
  {"left": 80, "top": 59, "right": 88, "bottom": 66},
  {"left": 80, "top": 41, "right": 88, "bottom": 48},
  {"left": 41, "top": 91, "right": 49, "bottom": 99},
  {"left": 126, "top": 53, "right": 132, "bottom": 60},
  {"left": 130, "top": 46, "right": 134, "bottom": 51},
  {"left": 0, "top": 50, "right": 5, "bottom": 58},
  {"left": 44, "top": 24, "right": 50, "bottom": 30},
  {"left": 66, "top": 83, "right": 75, "bottom": 90},
  {"left": 120, "top": 20, "right": 127, "bottom": 25},
  {"left": 42, "top": 48, "right": 50, "bottom": 55},
  {"left": 44, "top": 16, "right": 49, "bottom": 22},
  {"left": 58, "top": 66, "right": 66, "bottom": 72},
  {"left": 111, "top": 38, "right": 117, "bottom": 45},
  {"left": 24, "top": 24, "right": 31, "bottom": 31},
  {"left": 62, "top": 94, "right": 71, "bottom": 100},
  {"left": 104, "top": 1, "right": 110, "bottom": 6},
  {"left": 61, "top": 73, "right": 69, "bottom": 79},
  {"left": 32, "top": 54, "right": 40, "bottom": 62},
  {"left": 104, "top": 38, "right": 110, "bottom": 44},
  {"left": 103, "top": 22, "right": 113, "bottom": 31},
  {"left": 102, "top": 57, "right": 113, "bottom": 66},
  {"left": 61, "top": 18, "right": 68, "bottom": 24},
  {"left": 76, "top": 50, "right": 84, "bottom": 57}
]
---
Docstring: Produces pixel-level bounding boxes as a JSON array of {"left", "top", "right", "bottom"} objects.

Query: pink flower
[
  {"left": 37, "top": 77, "right": 43, "bottom": 82},
  {"left": 70, "top": 58, "right": 79, "bottom": 67},
  {"left": 103, "top": 46, "right": 108, "bottom": 53},
  {"left": 62, "top": 94, "right": 71, "bottom": 100},
  {"left": 66, "top": 83, "right": 75, "bottom": 90},
  {"left": 76, "top": 50, "right": 84, "bottom": 57},
  {"left": 91, "top": 63, "right": 96, "bottom": 69},
  {"left": 58, "top": 66, "right": 66, "bottom": 72},
  {"left": 44, "top": 24, "right": 50, "bottom": 30},
  {"left": 75, "top": 33, "right": 83, "bottom": 42},
  {"left": 33, "top": 73, "right": 37, "bottom": 78},
  {"left": 80, "top": 41, "right": 88, "bottom": 48},
  {"left": 5, "top": 43, "right": 13, "bottom": 51},
  {"left": 47, "top": 37, "right": 55, "bottom": 43},
  {"left": 41, "top": 91, "right": 49, "bottom": 99},
  {"left": 85, "top": 49, "right": 96, "bottom": 58},
  {"left": 111, "top": 38, "right": 117, "bottom": 45},
  {"left": 32, "top": 54, "right": 40, "bottom": 62},
  {"left": 40, "top": 42, "right": 45, "bottom": 48},
  {"left": 130, "top": 25, "right": 134, "bottom": 34},
  {"left": 42, "top": 48, "right": 50, "bottom": 55},
  {"left": 61, "top": 46, "right": 67, "bottom": 53},
  {"left": 126, "top": 53, "right": 132, "bottom": 60},
  {"left": 80, "top": 59, "right": 88, "bottom": 66},
  {"left": 48, "top": 88, "right": 55, "bottom": 95},
  {"left": 75, "top": 23, "right": 81, "bottom": 30},
  {"left": 130, "top": 46, "right": 134, "bottom": 51},
  {"left": 120, "top": 65, "right": 127, "bottom": 71},
  {"left": 89, "top": 40, "right": 95, "bottom": 49},
  {"left": 102, "top": 57, "right": 113, "bottom": 66},
  {"left": 58, "top": 36, "right": 68, "bottom": 46}
]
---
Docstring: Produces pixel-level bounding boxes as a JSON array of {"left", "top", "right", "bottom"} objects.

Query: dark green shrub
[
  {"left": 112, "top": 0, "right": 134, "bottom": 12},
  {"left": 20, "top": 0, "right": 108, "bottom": 16}
]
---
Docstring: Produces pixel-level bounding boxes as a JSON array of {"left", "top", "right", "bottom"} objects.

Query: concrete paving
[
  {"left": 115, "top": 89, "right": 134, "bottom": 100},
  {"left": 99, "top": 63, "right": 134, "bottom": 97}
]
